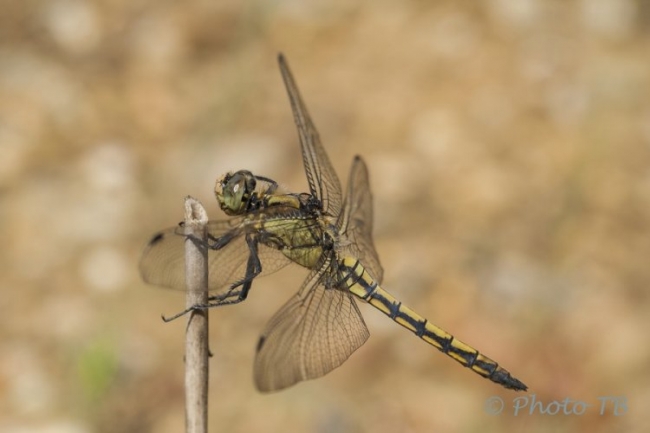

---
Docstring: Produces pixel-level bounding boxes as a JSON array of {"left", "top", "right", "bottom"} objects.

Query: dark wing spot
[
  {"left": 149, "top": 232, "right": 165, "bottom": 245},
  {"left": 256, "top": 336, "right": 266, "bottom": 353}
]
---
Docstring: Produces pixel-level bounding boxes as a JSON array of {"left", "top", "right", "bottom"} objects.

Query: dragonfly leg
[
  {"left": 206, "top": 230, "right": 237, "bottom": 250},
  {"left": 161, "top": 234, "right": 262, "bottom": 322},
  {"left": 208, "top": 233, "right": 261, "bottom": 303},
  {"left": 161, "top": 293, "right": 249, "bottom": 322}
]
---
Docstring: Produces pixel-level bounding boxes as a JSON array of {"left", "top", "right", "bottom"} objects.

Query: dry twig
[{"left": 183, "top": 196, "right": 209, "bottom": 433}]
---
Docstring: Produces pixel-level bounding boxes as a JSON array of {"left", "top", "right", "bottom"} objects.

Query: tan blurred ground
[{"left": 1, "top": 0, "right": 649, "bottom": 432}]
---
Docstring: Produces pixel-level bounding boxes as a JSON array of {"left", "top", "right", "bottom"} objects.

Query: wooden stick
[{"left": 183, "top": 196, "right": 209, "bottom": 433}]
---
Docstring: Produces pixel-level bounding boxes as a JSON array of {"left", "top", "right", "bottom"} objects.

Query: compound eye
[{"left": 227, "top": 171, "right": 256, "bottom": 195}]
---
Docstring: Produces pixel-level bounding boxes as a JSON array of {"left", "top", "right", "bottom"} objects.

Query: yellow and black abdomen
[{"left": 339, "top": 257, "right": 527, "bottom": 391}]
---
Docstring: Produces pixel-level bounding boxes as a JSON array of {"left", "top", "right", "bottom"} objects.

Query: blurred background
[{"left": 1, "top": 0, "right": 649, "bottom": 432}]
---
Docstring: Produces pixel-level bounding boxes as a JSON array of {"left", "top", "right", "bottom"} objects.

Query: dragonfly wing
[
  {"left": 139, "top": 218, "right": 291, "bottom": 293},
  {"left": 338, "top": 156, "right": 384, "bottom": 283},
  {"left": 140, "top": 220, "right": 233, "bottom": 291},
  {"left": 278, "top": 54, "right": 343, "bottom": 216},
  {"left": 253, "top": 258, "right": 369, "bottom": 392}
]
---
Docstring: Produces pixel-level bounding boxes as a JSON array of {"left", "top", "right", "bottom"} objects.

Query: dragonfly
[{"left": 139, "top": 54, "right": 527, "bottom": 393}]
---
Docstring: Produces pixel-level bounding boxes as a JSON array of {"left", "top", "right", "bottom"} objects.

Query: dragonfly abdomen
[{"left": 339, "top": 257, "right": 527, "bottom": 391}]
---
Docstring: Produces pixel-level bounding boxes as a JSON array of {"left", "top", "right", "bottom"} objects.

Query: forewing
[
  {"left": 337, "top": 156, "right": 384, "bottom": 283},
  {"left": 278, "top": 54, "right": 343, "bottom": 216},
  {"left": 253, "top": 258, "right": 369, "bottom": 392},
  {"left": 139, "top": 218, "right": 291, "bottom": 293}
]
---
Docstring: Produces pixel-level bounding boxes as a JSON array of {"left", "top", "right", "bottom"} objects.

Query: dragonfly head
[{"left": 215, "top": 170, "right": 257, "bottom": 215}]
